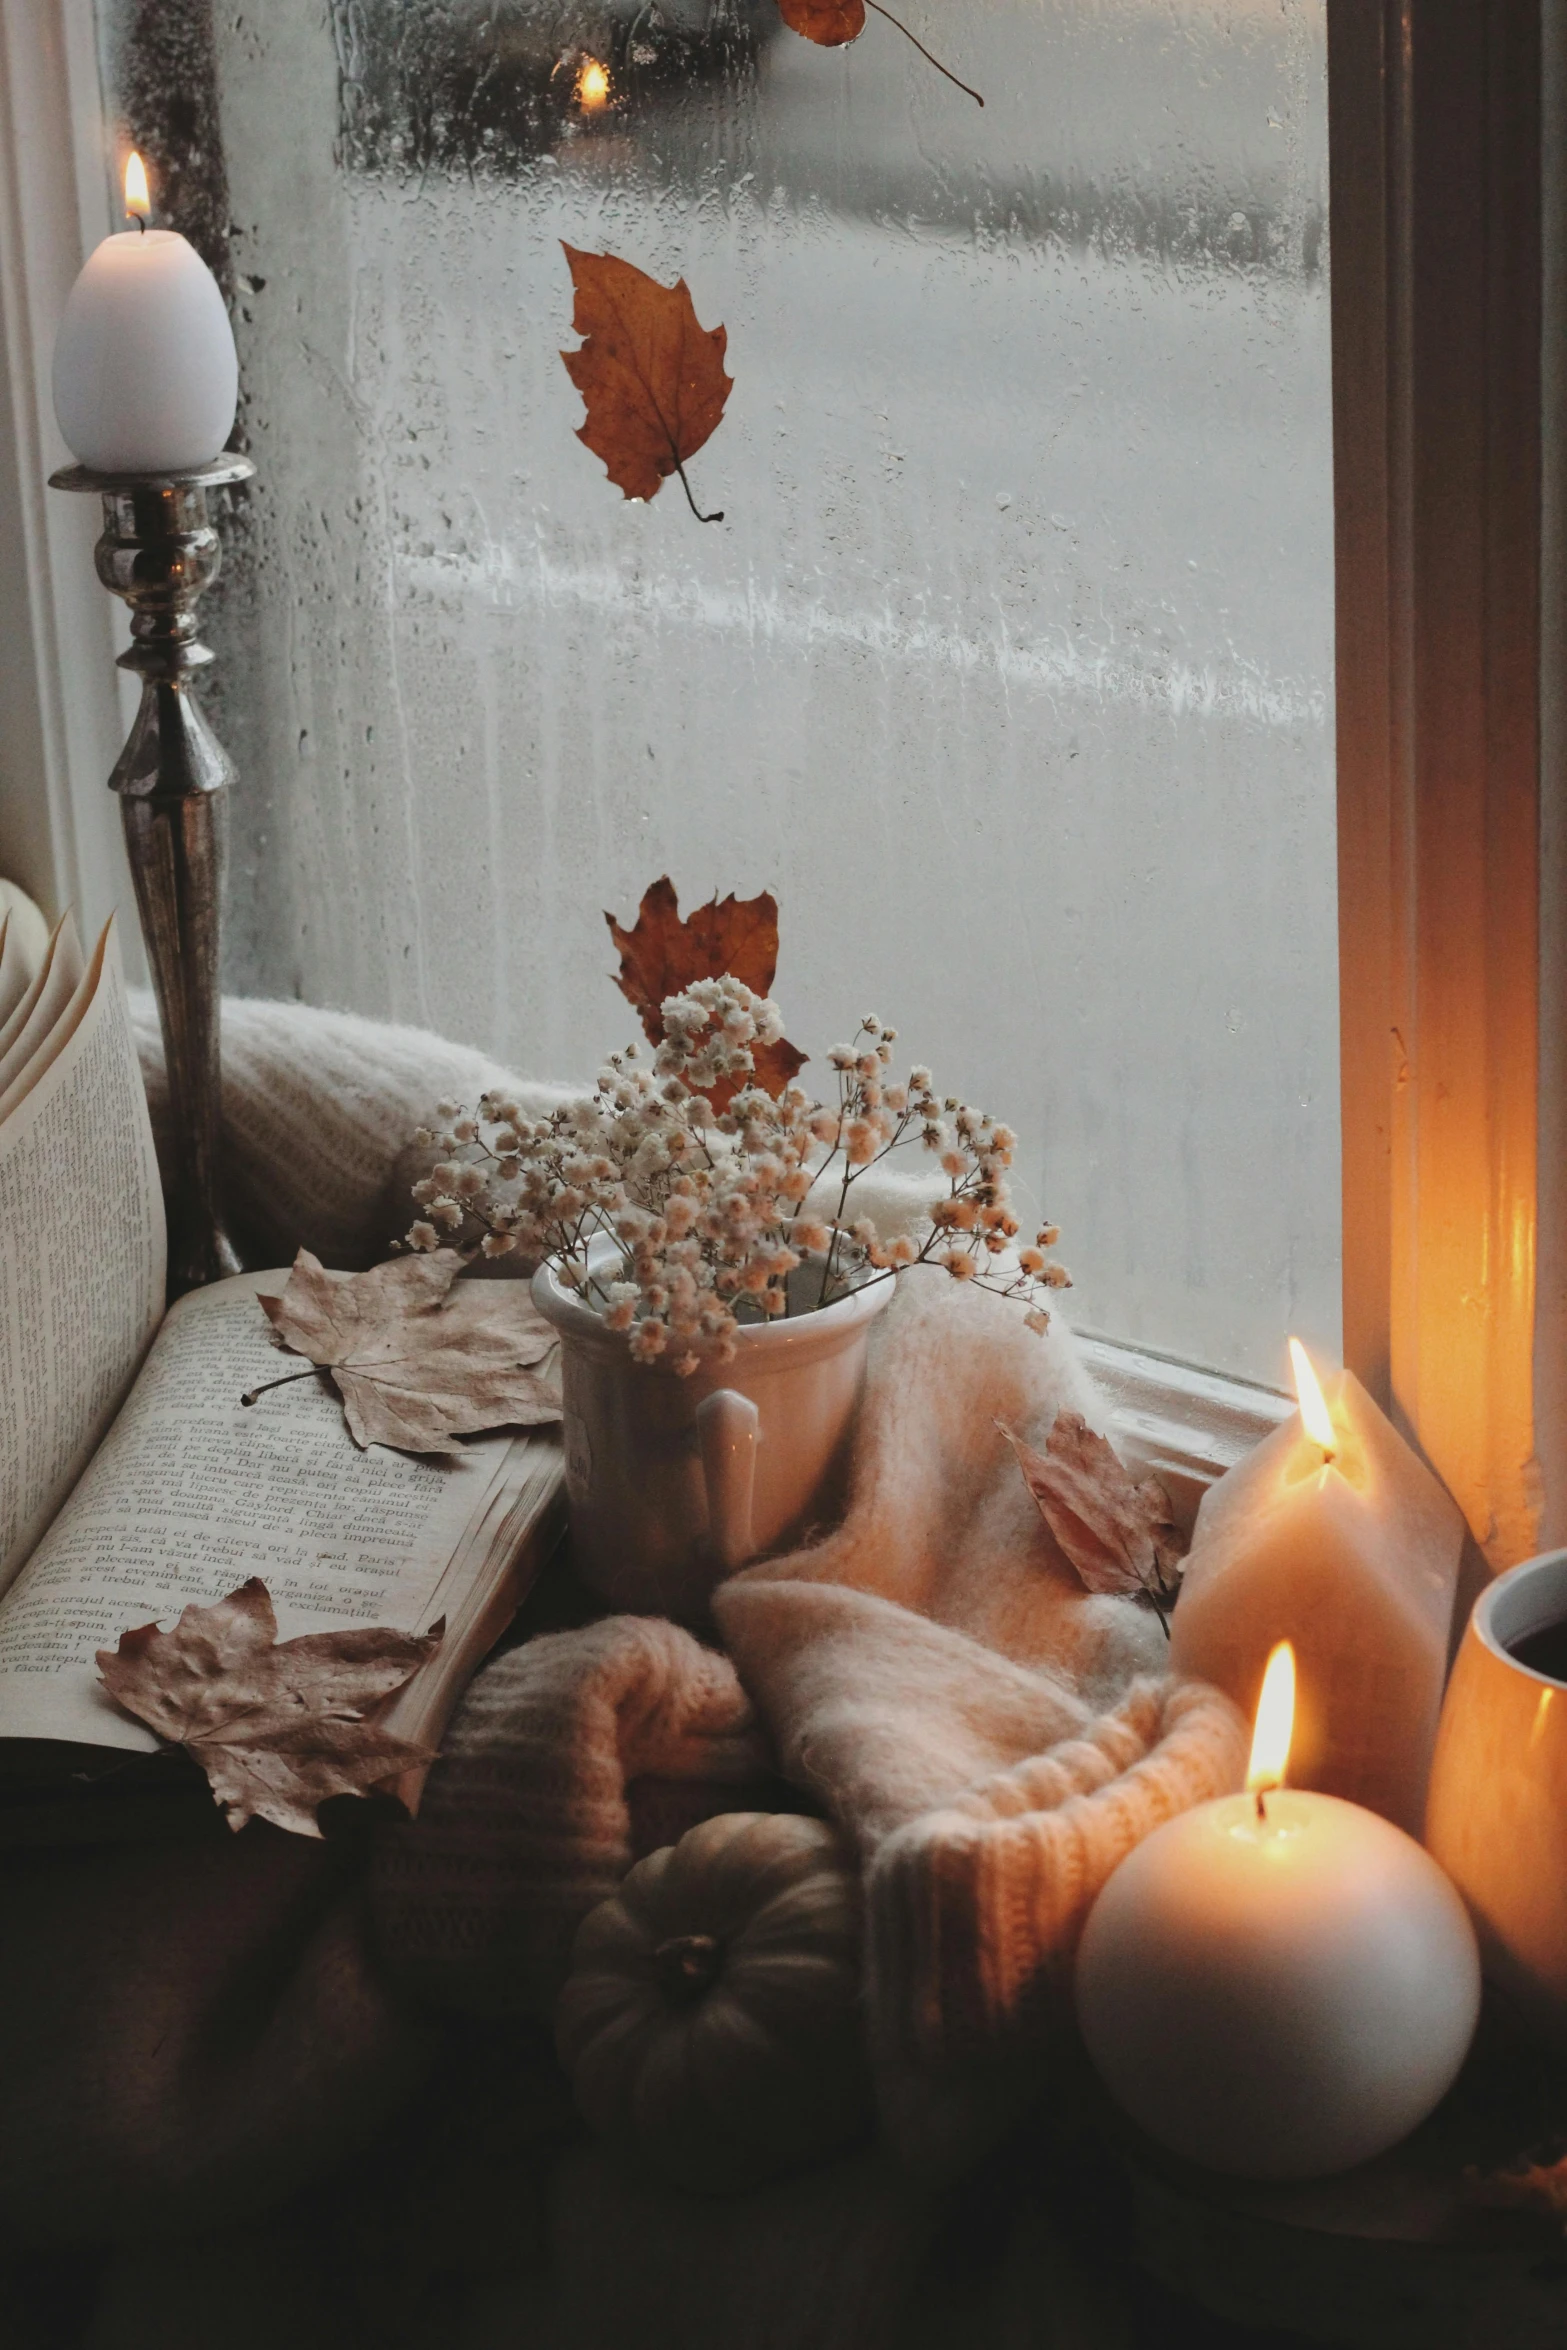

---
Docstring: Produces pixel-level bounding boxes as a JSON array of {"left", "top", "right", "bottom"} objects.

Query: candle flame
[
  {"left": 1246, "top": 1640, "right": 1296, "bottom": 1796},
  {"left": 1289, "top": 1336, "right": 1335, "bottom": 1456},
  {"left": 575, "top": 57, "right": 611, "bottom": 110},
  {"left": 123, "top": 152, "right": 150, "bottom": 223}
]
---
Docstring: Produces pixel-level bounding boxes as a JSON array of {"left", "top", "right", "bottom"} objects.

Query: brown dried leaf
[
  {"left": 720, "top": 1036, "right": 811, "bottom": 1105},
  {"left": 97, "top": 1578, "right": 440, "bottom": 1837},
  {"left": 257, "top": 1248, "right": 561, "bottom": 1455},
  {"left": 560, "top": 246, "right": 732, "bottom": 520},
  {"left": 605, "top": 875, "right": 808, "bottom": 1107},
  {"left": 776, "top": 0, "right": 864, "bottom": 41},
  {"left": 1002, "top": 1412, "right": 1187, "bottom": 1623},
  {"left": 609, "top": 874, "right": 779, "bottom": 1028},
  {"left": 774, "top": 0, "right": 982, "bottom": 103}
]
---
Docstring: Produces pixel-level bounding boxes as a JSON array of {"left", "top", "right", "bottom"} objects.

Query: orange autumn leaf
[
  {"left": 776, "top": 0, "right": 864, "bottom": 39},
  {"left": 560, "top": 246, "right": 732, "bottom": 523},
  {"left": 696, "top": 1034, "right": 808, "bottom": 1110},
  {"left": 774, "top": 0, "right": 983, "bottom": 102},
  {"left": 609, "top": 875, "right": 780, "bottom": 1034},
  {"left": 606, "top": 876, "right": 808, "bottom": 1105}
]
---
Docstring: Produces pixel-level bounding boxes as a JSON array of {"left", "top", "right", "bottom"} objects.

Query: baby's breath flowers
[{"left": 405, "top": 977, "right": 1068, "bottom": 1376}]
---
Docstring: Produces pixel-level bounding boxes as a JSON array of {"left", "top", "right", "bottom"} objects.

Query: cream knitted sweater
[
  {"left": 712, "top": 1276, "right": 1246, "bottom": 2170},
  {"left": 372, "top": 1615, "right": 777, "bottom": 2015}
]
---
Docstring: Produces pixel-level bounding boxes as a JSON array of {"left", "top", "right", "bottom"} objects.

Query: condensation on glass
[{"left": 99, "top": 0, "right": 1339, "bottom": 1384}]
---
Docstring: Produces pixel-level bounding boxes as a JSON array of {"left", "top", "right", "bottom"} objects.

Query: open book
[{"left": 0, "top": 910, "right": 563, "bottom": 1839}]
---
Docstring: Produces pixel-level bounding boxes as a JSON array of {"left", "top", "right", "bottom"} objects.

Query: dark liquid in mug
[{"left": 1506, "top": 1621, "right": 1567, "bottom": 1685}]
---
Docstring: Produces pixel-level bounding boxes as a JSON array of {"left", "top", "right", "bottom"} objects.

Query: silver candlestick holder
[{"left": 49, "top": 453, "right": 254, "bottom": 1297}]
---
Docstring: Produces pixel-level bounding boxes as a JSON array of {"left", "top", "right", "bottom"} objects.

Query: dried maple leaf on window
[
  {"left": 97, "top": 1578, "right": 440, "bottom": 1838},
  {"left": 774, "top": 0, "right": 983, "bottom": 104},
  {"left": 608, "top": 874, "right": 781, "bottom": 1033},
  {"left": 605, "top": 874, "right": 807, "bottom": 1107},
  {"left": 1001, "top": 1412, "right": 1187, "bottom": 1632},
  {"left": 560, "top": 246, "right": 732, "bottom": 523},
  {"left": 776, "top": 0, "right": 863, "bottom": 37},
  {"left": 252, "top": 1248, "right": 560, "bottom": 1455}
]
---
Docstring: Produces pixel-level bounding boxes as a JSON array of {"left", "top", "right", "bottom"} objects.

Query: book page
[
  {"left": 0, "top": 917, "right": 108, "bottom": 1130},
  {"left": 0, "top": 920, "right": 53, "bottom": 1069},
  {"left": 0, "top": 917, "right": 31, "bottom": 1029},
  {"left": 0, "top": 915, "right": 82, "bottom": 1093},
  {"left": 0, "top": 1273, "right": 523, "bottom": 1749},
  {"left": 0, "top": 926, "right": 166, "bottom": 1596}
]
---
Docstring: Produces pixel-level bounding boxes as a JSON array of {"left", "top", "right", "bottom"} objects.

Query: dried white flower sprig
[{"left": 405, "top": 976, "right": 1069, "bottom": 1377}]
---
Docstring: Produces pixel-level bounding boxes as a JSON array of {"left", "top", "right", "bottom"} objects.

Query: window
[
  {"left": 2, "top": 2, "right": 1553, "bottom": 1549},
  {"left": 89, "top": 0, "right": 1338, "bottom": 1389}
]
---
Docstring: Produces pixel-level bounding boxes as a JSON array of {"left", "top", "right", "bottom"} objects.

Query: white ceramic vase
[{"left": 531, "top": 1258, "right": 892, "bottom": 1621}]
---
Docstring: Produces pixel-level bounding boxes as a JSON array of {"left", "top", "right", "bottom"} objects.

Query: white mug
[{"left": 1426, "top": 1548, "right": 1567, "bottom": 2046}]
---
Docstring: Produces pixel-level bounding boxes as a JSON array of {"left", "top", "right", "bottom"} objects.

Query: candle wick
[
  {"left": 1254, "top": 1787, "right": 1268, "bottom": 1821},
  {"left": 134, "top": 214, "right": 146, "bottom": 235}
]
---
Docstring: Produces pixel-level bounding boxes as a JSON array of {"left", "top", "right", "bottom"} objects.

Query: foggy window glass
[{"left": 100, "top": 0, "right": 1338, "bottom": 1385}]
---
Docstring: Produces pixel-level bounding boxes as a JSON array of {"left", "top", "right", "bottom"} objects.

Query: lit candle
[
  {"left": 1167, "top": 1340, "right": 1464, "bottom": 1832},
  {"left": 1076, "top": 1643, "right": 1480, "bottom": 2181},
  {"left": 52, "top": 153, "right": 238, "bottom": 475}
]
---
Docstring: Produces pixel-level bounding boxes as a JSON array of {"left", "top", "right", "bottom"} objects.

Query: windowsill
[{"left": 1076, "top": 1331, "right": 1290, "bottom": 1533}]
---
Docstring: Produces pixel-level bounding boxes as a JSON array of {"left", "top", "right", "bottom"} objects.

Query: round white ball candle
[
  {"left": 52, "top": 154, "right": 237, "bottom": 475},
  {"left": 1076, "top": 1644, "right": 1480, "bottom": 2181}
]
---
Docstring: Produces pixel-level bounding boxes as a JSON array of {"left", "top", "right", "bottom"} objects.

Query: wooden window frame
[
  {"left": 1330, "top": 0, "right": 1558, "bottom": 1568},
  {"left": 0, "top": 0, "right": 1557, "bottom": 1555},
  {"left": 0, "top": 0, "right": 127, "bottom": 936}
]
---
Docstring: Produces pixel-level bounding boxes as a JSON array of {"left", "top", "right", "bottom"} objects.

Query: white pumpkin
[{"left": 555, "top": 1810, "right": 874, "bottom": 2193}]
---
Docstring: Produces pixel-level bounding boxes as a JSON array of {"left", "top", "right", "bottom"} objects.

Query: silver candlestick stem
[{"left": 49, "top": 454, "right": 254, "bottom": 1297}]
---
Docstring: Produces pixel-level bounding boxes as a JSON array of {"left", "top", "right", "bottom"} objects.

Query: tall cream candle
[
  {"left": 1168, "top": 1343, "right": 1464, "bottom": 1832},
  {"left": 52, "top": 153, "right": 237, "bottom": 476}
]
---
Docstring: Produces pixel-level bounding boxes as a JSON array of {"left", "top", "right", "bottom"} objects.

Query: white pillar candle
[
  {"left": 52, "top": 154, "right": 237, "bottom": 475},
  {"left": 1076, "top": 1644, "right": 1480, "bottom": 2182},
  {"left": 1168, "top": 1340, "right": 1464, "bottom": 1832}
]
